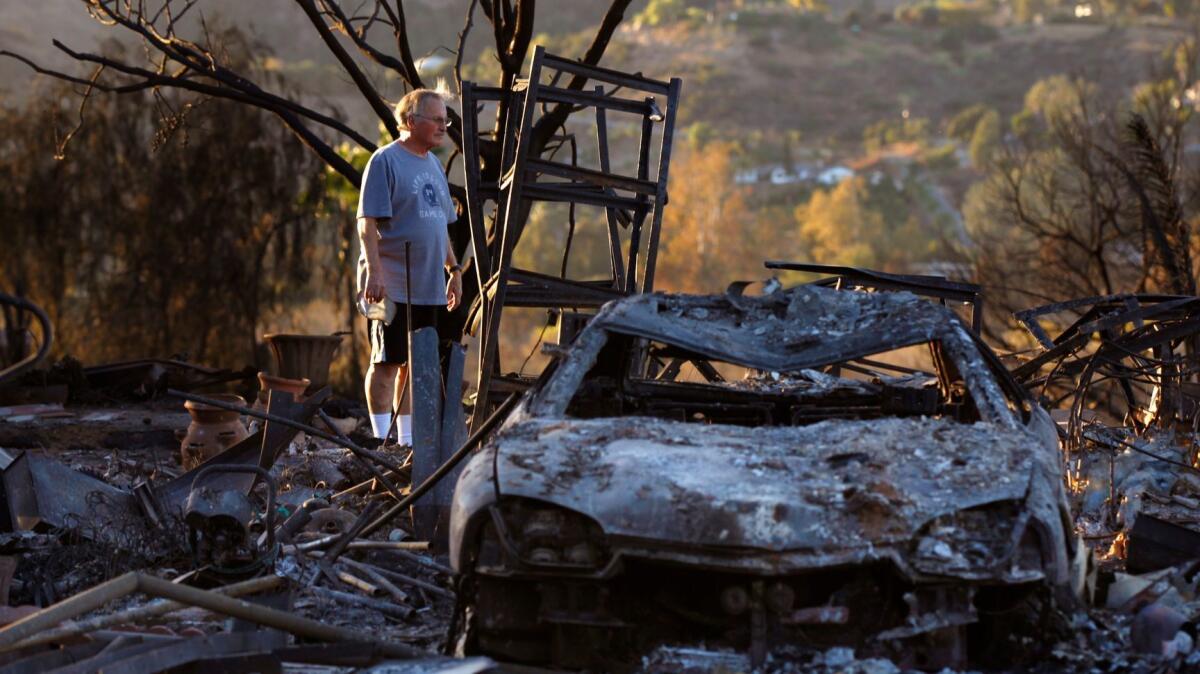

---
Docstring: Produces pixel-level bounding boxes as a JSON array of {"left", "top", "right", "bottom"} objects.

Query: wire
[{"left": 517, "top": 313, "right": 553, "bottom": 378}]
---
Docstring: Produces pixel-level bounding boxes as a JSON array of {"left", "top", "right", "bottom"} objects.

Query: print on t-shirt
[{"left": 412, "top": 172, "right": 444, "bottom": 220}]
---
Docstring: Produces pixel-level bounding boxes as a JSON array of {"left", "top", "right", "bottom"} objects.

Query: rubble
[
  {"left": 9, "top": 30, "right": 1200, "bottom": 664},
  {"left": 0, "top": 383, "right": 469, "bottom": 672}
]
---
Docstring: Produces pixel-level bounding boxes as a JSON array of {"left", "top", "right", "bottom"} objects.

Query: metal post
[{"left": 408, "top": 326, "right": 443, "bottom": 541}]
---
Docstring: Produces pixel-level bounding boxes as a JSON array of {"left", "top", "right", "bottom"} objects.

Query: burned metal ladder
[{"left": 460, "top": 46, "right": 682, "bottom": 430}]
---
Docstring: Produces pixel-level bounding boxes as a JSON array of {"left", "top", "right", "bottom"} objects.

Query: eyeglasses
[{"left": 412, "top": 113, "right": 452, "bottom": 128}]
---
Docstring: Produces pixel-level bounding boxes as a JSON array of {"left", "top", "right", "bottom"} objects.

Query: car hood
[{"left": 494, "top": 416, "right": 1037, "bottom": 552}]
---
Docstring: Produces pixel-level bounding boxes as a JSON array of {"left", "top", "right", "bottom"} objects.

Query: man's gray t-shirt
[{"left": 356, "top": 141, "right": 456, "bottom": 305}]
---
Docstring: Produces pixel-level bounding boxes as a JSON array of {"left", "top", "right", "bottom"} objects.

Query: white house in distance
[{"left": 733, "top": 162, "right": 835, "bottom": 186}]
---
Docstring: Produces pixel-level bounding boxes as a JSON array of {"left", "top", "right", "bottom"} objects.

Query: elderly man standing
[{"left": 357, "top": 89, "right": 463, "bottom": 443}]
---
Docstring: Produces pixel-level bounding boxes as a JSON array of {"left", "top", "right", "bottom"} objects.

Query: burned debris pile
[
  {"left": 1002, "top": 293, "right": 1200, "bottom": 668},
  {"left": 0, "top": 374, "right": 499, "bottom": 671},
  {"left": 0, "top": 289, "right": 491, "bottom": 671},
  {"left": 1011, "top": 294, "right": 1200, "bottom": 551}
]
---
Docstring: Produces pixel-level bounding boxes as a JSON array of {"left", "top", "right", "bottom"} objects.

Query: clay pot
[
  {"left": 263, "top": 334, "right": 342, "bottom": 394},
  {"left": 180, "top": 394, "right": 250, "bottom": 470},
  {"left": 256, "top": 372, "right": 310, "bottom": 407}
]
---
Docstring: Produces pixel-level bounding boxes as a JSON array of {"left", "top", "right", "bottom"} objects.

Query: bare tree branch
[
  {"left": 532, "top": 0, "right": 633, "bottom": 148},
  {"left": 322, "top": 0, "right": 412, "bottom": 78},
  {"left": 295, "top": 0, "right": 400, "bottom": 139},
  {"left": 455, "top": 0, "right": 478, "bottom": 92},
  {"left": 50, "top": 39, "right": 378, "bottom": 151},
  {"left": 54, "top": 65, "right": 105, "bottom": 159},
  {"left": 378, "top": 0, "right": 425, "bottom": 89},
  {"left": 0, "top": 49, "right": 150, "bottom": 93}
]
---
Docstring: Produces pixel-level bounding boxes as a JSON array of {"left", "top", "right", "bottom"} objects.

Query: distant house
[
  {"left": 817, "top": 166, "right": 854, "bottom": 186},
  {"left": 734, "top": 168, "right": 760, "bottom": 185},
  {"left": 735, "top": 163, "right": 822, "bottom": 186},
  {"left": 770, "top": 167, "right": 799, "bottom": 185}
]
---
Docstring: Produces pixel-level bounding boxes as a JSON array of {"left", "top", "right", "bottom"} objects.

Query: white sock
[
  {"left": 398, "top": 414, "right": 413, "bottom": 445},
  {"left": 370, "top": 412, "right": 393, "bottom": 440}
]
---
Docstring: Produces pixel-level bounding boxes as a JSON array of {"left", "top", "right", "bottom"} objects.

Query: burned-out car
[{"left": 449, "top": 285, "right": 1088, "bottom": 670}]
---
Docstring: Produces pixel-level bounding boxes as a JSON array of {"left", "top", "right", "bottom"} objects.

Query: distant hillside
[
  {"left": 3, "top": 1, "right": 1188, "bottom": 154},
  {"left": 605, "top": 15, "right": 1183, "bottom": 145}
]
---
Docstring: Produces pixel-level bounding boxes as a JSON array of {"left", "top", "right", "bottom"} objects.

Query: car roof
[{"left": 589, "top": 284, "right": 970, "bottom": 372}]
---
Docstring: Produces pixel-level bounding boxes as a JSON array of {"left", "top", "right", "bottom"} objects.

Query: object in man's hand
[{"left": 358, "top": 296, "right": 397, "bottom": 325}]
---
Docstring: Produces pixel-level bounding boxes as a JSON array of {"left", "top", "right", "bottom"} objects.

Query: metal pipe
[
  {"left": 8, "top": 575, "right": 283, "bottom": 651},
  {"left": 308, "top": 586, "right": 411, "bottom": 620},
  {"left": 338, "top": 558, "right": 409, "bottom": 604},
  {"left": 135, "top": 574, "right": 420, "bottom": 658},
  {"left": 0, "top": 572, "right": 140, "bottom": 652},
  {"left": 333, "top": 568, "right": 379, "bottom": 596},
  {"left": 0, "top": 293, "right": 53, "bottom": 386}
]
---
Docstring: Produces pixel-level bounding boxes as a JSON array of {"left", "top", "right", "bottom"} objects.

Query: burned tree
[
  {"left": 1117, "top": 115, "right": 1195, "bottom": 297},
  {"left": 0, "top": 75, "right": 331, "bottom": 369},
  {"left": 1, "top": 0, "right": 636, "bottom": 341},
  {"left": 963, "top": 55, "right": 1200, "bottom": 349}
]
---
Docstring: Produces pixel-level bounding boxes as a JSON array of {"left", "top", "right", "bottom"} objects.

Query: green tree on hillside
[
  {"left": 1023, "top": 74, "right": 1096, "bottom": 124},
  {"left": 1012, "top": 0, "right": 1049, "bottom": 23},
  {"left": 796, "top": 176, "right": 944, "bottom": 272},
  {"left": 863, "top": 117, "right": 931, "bottom": 153},
  {"left": 947, "top": 104, "right": 994, "bottom": 142},
  {"left": 968, "top": 109, "right": 1001, "bottom": 168},
  {"left": 788, "top": 0, "right": 833, "bottom": 13}
]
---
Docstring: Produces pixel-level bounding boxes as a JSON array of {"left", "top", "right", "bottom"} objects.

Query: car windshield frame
[{"left": 531, "top": 316, "right": 1023, "bottom": 429}]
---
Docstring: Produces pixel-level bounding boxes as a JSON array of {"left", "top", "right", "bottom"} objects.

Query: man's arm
[
  {"left": 444, "top": 236, "right": 463, "bottom": 311},
  {"left": 359, "top": 217, "right": 387, "bottom": 303}
]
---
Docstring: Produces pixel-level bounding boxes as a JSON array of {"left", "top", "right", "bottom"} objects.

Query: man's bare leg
[
  {"left": 393, "top": 365, "right": 411, "bottom": 444},
  {"left": 366, "top": 361, "right": 400, "bottom": 439}
]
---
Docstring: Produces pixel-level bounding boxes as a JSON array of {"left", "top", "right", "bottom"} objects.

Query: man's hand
[
  {"left": 363, "top": 269, "right": 386, "bottom": 304},
  {"left": 446, "top": 271, "right": 463, "bottom": 311}
]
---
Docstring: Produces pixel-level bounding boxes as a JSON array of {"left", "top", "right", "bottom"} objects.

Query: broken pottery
[
  {"left": 255, "top": 372, "right": 309, "bottom": 408},
  {"left": 180, "top": 394, "right": 250, "bottom": 471}
]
